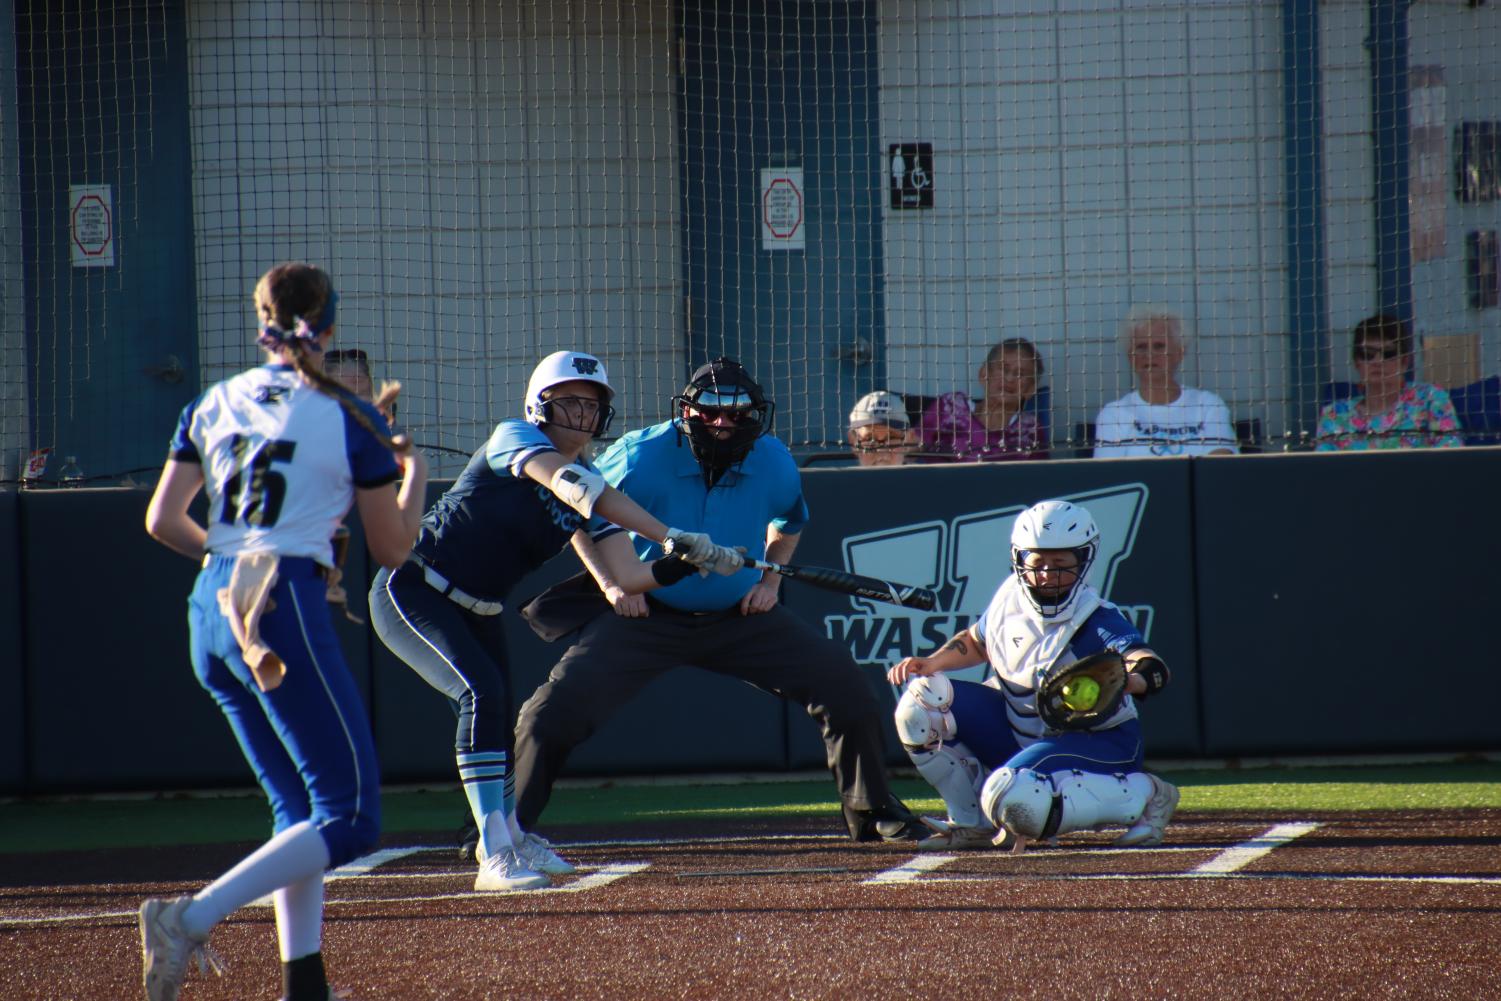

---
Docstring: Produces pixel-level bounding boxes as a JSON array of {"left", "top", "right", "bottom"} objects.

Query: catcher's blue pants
[
  {"left": 948, "top": 679, "right": 1145, "bottom": 775},
  {"left": 189, "top": 554, "right": 381, "bottom": 868}
]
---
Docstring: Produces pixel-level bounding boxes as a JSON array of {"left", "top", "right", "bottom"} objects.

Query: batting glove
[
  {"left": 697, "top": 544, "right": 746, "bottom": 577},
  {"left": 663, "top": 528, "right": 714, "bottom": 564}
]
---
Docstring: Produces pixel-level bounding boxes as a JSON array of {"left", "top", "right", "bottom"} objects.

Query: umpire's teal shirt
[{"left": 594, "top": 419, "right": 810, "bottom": 612}]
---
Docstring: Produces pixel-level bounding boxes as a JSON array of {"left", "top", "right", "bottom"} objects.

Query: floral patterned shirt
[
  {"left": 1315, "top": 382, "right": 1463, "bottom": 451},
  {"left": 917, "top": 391, "right": 1048, "bottom": 462}
]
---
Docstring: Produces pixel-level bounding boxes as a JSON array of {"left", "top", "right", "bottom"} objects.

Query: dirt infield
[{"left": 2, "top": 810, "right": 1499, "bottom": 1000}]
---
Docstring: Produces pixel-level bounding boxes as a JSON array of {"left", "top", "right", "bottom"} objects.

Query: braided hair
[{"left": 253, "top": 263, "right": 404, "bottom": 454}]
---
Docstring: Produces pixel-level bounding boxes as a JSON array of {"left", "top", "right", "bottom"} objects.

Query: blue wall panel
[
  {"left": 1192, "top": 449, "right": 1499, "bottom": 755},
  {"left": 677, "top": 0, "right": 886, "bottom": 445},
  {"left": 0, "top": 490, "right": 25, "bottom": 792},
  {"left": 20, "top": 488, "right": 247, "bottom": 790}
]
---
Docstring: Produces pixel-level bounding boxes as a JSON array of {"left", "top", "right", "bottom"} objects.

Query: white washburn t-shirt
[
  {"left": 1093, "top": 387, "right": 1238, "bottom": 457},
  {"left": 974, "top": 575, "right": 1142, "bottom": 745},
  {"left": 169, "top": 364, "right": 400, "bottom": 566}
]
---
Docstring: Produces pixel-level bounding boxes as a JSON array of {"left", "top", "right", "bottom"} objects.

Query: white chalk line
[
  {"left": 865, "top": 823, "right": 1322, "bottom": 884},
  {"left": 7, "top": 823, "right": 1500, "bottom": 928}
]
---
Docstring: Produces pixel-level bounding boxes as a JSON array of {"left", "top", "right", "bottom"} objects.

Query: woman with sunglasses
[{"left": 1315, "top": 313, "right": 1463, "bottom": 451}]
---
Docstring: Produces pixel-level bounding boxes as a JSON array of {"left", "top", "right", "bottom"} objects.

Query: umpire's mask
[{"left": 673, "top": 357, "right": 774, "bottom": 482}]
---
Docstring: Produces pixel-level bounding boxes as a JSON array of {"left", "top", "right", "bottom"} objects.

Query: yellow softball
[{"left": 1060, "top": 677, "right": 1100, "bottom": 711}]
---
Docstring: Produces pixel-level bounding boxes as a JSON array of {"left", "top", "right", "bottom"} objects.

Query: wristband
[
  {"left": 1129, "top": 655, "right": 1170, "bottom": 698},
  {"left": 650, "top": 554, "right": 697, "bottom": 586}
]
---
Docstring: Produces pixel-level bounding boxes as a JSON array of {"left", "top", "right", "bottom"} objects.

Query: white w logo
[{"left": 824, "top": 485, "right": 1152, "bottom": 668}]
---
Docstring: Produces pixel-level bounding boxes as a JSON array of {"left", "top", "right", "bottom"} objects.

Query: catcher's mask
[
  {"left": 673, "top": 357, "right": 774, "bottom": 480},
  {"left": 524, "top": 350, "right": 616, "bottom": 437},
  {"left": 1010, "top": 499, "right": 1099, "bottom": 618}
]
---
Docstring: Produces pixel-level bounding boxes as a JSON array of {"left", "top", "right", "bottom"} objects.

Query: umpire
[{"left": 513, "top": 357, "right": 923, "bottom": 842}]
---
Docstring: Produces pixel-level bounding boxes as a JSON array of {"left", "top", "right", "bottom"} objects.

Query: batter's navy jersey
[
  {"left": 170, "top": 364, "right": 399, "bottom": 565},
  {"left": 411, "top": 419, "right": 612, "bottom": 603}
]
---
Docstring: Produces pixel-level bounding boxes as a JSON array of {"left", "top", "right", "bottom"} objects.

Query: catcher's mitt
[{"left": 1036, "top": 650, "right": 1127, "bottom": 731}]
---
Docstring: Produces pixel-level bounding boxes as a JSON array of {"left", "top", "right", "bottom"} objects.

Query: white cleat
[
  {"left": 474, "top": 848, "right": 549, "bottom": 891},
  {"left": 518, "top": 832, "right": 578, "bottom": 876},
  {"left": 1115, "top": 774, "right": 1180, "bottom": 846},
  {"left": 139, "top": 895, "right": 225, "bottom": 1001},
  {"left": 917, "top": 819, "right": 997, "bottom": 852}
]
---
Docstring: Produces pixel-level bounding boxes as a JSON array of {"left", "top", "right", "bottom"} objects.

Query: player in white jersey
[
  {"left": 138, "top": 262, "right": 429, "bottom": 1001},
  {"left": 887, "top": 499, "right": 1179, "bottom": 852}
]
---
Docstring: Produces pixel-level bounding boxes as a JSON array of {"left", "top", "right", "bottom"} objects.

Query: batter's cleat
[
  {"left": 139, "top": 895, "right": 225, "bottom": 1001},
  {"left": 845, "top": 798, "right": 926, "bottom": 843},
  {"left": 917, "top": 819, "right": 998, "bottom": 851},
  {"left": 474, "top": 848, "right": 549, "bottom": 891},
  {"left": 518, "top": 832, "right": 578, "bottom": 876},
  {"left": 1114, "top": 774, "right": 1180, "bottom": 847}
]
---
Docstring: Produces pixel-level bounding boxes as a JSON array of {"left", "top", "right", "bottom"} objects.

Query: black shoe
[
  {"left": 456, "top": 808, "right": 480, "bottom": 863},
  {"left": 844, "top": 797, "right": 926, "bottom": 843}
]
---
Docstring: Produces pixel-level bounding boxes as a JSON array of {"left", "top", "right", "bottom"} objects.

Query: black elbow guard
[
  {"left": 1131, "top": 656, "right": 1170, "bottom": 699},
  {"left": 650, "top": 554, "right": 697, "bottom": 586}
]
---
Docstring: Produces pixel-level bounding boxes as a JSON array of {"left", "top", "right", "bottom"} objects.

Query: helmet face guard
[
  {"left": 524, "top": 351, "right": 616, "bottom": 437},
  {"left": 1008, "top": 500, "right": 1100, "bottom": 618},
  {"left": 673, "top": 358, "right": 774, "bottom": 475},
  {"left": 1010, "top": 540, "right": 1098, "bottom": 617}
]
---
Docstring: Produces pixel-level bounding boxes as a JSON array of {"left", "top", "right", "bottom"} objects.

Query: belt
[
  {"left": 645, "top": 595, "right": 729, "bottom": 618},
  {"left": 410, "top": 558, "right": 504, "bottom": 617}
]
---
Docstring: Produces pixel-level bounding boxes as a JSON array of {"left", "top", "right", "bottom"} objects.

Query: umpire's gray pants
[{"left": 513, "top": 602, "right": 893, "bottom": 830}]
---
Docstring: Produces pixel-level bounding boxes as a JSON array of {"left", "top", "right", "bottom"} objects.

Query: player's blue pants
[
  {"left": 368, "top": 561, "right": 513, "bottom": 755},
  {"left": 948, "top": 679, "right": 1144, "bottom": 775},
  {"left": 189, "top": 555, "right": 381, "bottom": 868}
]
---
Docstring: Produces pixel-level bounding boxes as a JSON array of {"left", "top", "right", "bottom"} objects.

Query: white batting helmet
[
  {"left": 524, "top": 350, "right": 615, "bottom": 436},
  {"left": 1009, "top": 499, "right": 1099, "bottom": 618}
]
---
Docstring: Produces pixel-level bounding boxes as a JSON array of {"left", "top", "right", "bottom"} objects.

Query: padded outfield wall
[{"left": 2, "top": 448, "right": 1496, "bottom": 795}]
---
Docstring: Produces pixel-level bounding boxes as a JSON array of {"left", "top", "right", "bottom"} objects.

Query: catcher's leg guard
[
  {"left": 909, "top": 741, "right": 986, "bottom": 829},
  {"left": 1114, "top": 773, "right": 1178, "bottom": 846},
  {"left": 1050, "top": 770, "right": 1149, "bottom": 837},
  {"left": 894, "top": 677, "right": 957, "bottom": 752},
  {"left": 979, "top": 767, "right": 1056, "bottom": 839}
]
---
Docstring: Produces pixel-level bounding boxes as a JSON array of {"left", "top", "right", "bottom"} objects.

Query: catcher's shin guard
[
  {"left": 1050, "top": 770, "right": 1148, "bottom": 836},
  {"left": 910, "top": 742, "right": 985, "bottom": 829},
  {"left": 979, "top": 767, "right": 1057, "bottom": 839}
]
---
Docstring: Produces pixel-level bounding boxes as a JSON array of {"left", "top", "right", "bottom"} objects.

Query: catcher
[{"left": 885, "top": 498, "right": 1178, "bottom": 852}]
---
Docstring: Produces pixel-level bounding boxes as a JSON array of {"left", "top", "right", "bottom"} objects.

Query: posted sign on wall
[
  {"left": 760, "top": 167, "right": 805, "bottom": 251},
  {"left": 69, "top": 185, "right": 115, "bottom": 268}
]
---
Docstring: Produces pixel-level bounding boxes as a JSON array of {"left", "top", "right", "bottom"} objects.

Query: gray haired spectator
[{"left": 1093, "top": 306, "right": 1236, "bottom": 458}]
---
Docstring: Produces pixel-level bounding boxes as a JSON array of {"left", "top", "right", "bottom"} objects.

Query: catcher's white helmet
[
  {"left": 524, "top": 351, "right": 615, "bottom": 436},
  {"left": 1009, "top": 499, "right": 1099, "bottom": 618}
]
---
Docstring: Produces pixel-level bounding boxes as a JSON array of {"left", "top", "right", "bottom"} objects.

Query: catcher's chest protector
[{"left": 982, "top": 577, "right": 1103, "bottom": 692}]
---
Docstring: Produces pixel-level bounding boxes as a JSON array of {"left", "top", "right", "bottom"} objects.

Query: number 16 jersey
[{"left": 169, "top": 363, "right": 400, "bottom": 565}]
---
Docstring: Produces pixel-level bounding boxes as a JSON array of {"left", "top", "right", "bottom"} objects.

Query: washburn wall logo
[{"left": 825, "top": 484, "right": 1153, "bottom": 680}]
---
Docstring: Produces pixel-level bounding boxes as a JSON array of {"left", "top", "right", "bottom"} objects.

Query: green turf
[{"left": 1, "top": 761, "right": 1498, "bottom": 854}]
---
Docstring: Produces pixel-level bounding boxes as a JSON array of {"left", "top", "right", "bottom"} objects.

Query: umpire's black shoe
[
  {"left": 457, "top": 808, "right": 480, "bottom": 863},
  {"left": 845, "top": 798, "right": 926, "bottom": 843}
]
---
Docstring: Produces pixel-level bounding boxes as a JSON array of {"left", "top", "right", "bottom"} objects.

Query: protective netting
[{"left": 6, "top": 1, "right": 1500, "bottom": 482}]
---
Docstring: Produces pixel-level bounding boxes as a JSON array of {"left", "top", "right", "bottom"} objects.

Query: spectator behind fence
[
  {"left": 916, "top": 337, "right": 1048, "bottom": 461},
  {"left": 848, "top": 390, "right": 917, "bottom": 466},
  {"left": 1093, "top": 307, "right": 1237, "bottom": 457},
  {"left": 324, "top": 348, "right": 399, "bottom": 424},
  {"left": 1315, "top": 313, "right": 1463, "bottom": 452}
]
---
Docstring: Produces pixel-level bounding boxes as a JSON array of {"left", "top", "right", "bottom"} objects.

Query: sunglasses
[{"left": 1352, "top": 344, "right": 1403, "bottom": 363}]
